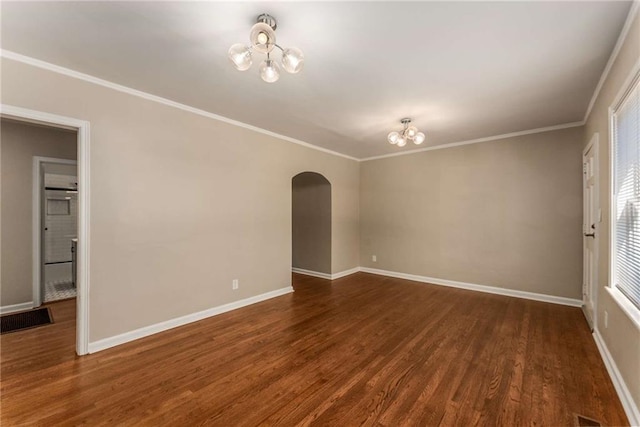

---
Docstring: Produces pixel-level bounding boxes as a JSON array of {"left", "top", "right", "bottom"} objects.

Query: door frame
[
  {"left": 33, "top": 156, "right": 78, "bottom": 307},
  {"left": 1, "top": 104, "right": 90, "bottom": 356},
  {"left": 582, "top": 132, "right": 599, "bottom": 328},
  {"left": 291, "top": 171, "right": 333, "bottom": 277}
]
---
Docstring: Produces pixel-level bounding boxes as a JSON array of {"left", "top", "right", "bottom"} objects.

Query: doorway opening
[
  {"left": 36, "top": 157, "right": 78, "bottom": 304},
  {"left": 1, "top": 105, "right": 90, "bottom": 355},
  {"left": 291, "top": 172, "right": 332, "bottom": 279}
]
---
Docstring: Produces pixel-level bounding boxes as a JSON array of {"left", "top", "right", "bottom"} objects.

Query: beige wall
[
  {"left": 0, "top": 59, "right": 360, "bottom": 341},
  {"left": 292, "top": 172, "right": 331, "bottom": 274},
  {"left": 1, "top": 119, "right": 77, "bottom": 306},
  {"left": 584, "top": 10, "right": 640, "bottom": 412},
  {"left": 361, "top": 126, "right": 584, "bottom": 299},
  {"left": 2, "top": 16, "right": 637, "bottom": 412}
]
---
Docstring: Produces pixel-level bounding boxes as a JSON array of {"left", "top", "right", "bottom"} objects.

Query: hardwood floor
[{"left": 1, "top": 273, "right": 628, "bottom": 426}]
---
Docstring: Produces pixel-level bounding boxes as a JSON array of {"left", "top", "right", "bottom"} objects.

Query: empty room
[{"left": 1, "top": 1, "right": 639, "bottom": 426}]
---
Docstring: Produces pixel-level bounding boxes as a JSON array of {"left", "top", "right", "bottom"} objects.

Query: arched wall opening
[{"left": 292, "top": 172, "right": 332, "bottom": 275}]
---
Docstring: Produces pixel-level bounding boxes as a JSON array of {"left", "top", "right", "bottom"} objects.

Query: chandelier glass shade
[
  {"left": 228, "top": 43, "right": 253, "bottom": 71},
  {"left": 388, "top": 119, "right": 425, "bottom": 146},
  {"left": 259, "top": 59, "right": 280, "bottom": 83},
  {"left": 282, "top": 47, "right": 304, "bottom": 73},
  {"left": 228, "top": 14, "right": 304, "bottom": 83}
]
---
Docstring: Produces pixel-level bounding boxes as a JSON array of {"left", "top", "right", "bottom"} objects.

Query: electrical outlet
[
  {"left": 604, "top": 310, "right": 608, "bottom": 328},
  {"left": 232, "top": 279, "right": 239, "bottom": 290},
  {"left": 372, "top": 255, "right": 377, "bottom": 262}
]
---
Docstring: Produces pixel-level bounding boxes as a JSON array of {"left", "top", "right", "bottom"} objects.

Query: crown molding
[
  {"left": 0, "top": 49, "right": 359, "bottom": 162},
  {"left": 360, "top": 121, "right": 584, "bottom": 162},
  {"left": 2, "top": 49, "right": 595, "bottom": 163},
  {"left": 583, "top": 0, "right": 640, "bottom": 123}
]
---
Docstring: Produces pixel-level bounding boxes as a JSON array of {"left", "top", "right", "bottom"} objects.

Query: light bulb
[
  {"left": 260, "top": 59, "right": 280, "bottom": 83},
  {"left": 282, "top": 47, "right": 304, "bottom": 74},
  {"left": 388, "top": 131, "right": 399, "bottom": 144},
  {"left": 397, "top": 137, "right": 407, "bottom": 147},
  {"left": 406, "top": 126, "right": 418, "bottom": 138},
  {"left": 250, "top": 22, "right": 276, "bottom": 53},
  {"left": 414, "top": 132, "right": 426, "bottom": 145},
  {"left": 228, "top": 43, "right": 252, "bottom": 71}
]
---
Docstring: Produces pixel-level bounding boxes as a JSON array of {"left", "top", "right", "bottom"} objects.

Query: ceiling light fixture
[
  {"left": 387, "top": 118, "right": 426, "bottom": 147},
  {"left": 228, "top": 14, "right": 304, "bottom": 83}
]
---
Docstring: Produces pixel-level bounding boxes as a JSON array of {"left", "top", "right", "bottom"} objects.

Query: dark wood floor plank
[{"left": 0, "top": 272, "right": 628, "bottom": 426}]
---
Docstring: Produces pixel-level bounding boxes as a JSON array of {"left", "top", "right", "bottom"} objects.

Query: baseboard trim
[
  {"left": 331, "top": 267, "right": 361, "bottom": 280},
  {"left": 295, "top": 265, "right": 583, "bottom": 307},
  {"left": 88, "top": 286, "right": 294, "bottom": 354},
  {"left": 0, "top": 302, "right": 34, "bottom": 315},
  {"left": 291, "top": 268, "right": 332, "bottom": 280},
  {"left": 292, "top": 267, "right": 361, "bottom": 280},
  {"left": 593, "top": 328, "right": 640, "bottom": 426},
  {"left": 359, "top": 267, "right": 582, "bottom": 307}
]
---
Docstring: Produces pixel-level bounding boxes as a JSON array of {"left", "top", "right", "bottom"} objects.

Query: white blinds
[{"left": 613, "top": 76, "right": 640, "bottom": 309}]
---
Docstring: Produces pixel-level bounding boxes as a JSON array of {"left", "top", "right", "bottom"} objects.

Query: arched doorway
[{"left": 292, "top": 172, "right": 331, "bottom": 276}]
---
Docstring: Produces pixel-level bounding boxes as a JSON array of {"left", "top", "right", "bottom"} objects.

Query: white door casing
[
  {"left": 582, "top": 133, "right": 599, "bottom": 329},
  {"left": 1, "top": 104, "right": 90, "bottom": 356}
]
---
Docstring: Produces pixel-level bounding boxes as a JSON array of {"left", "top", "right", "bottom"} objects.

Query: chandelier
[
  {"left": 228, "top": 14, "right": 304, "bottom": 83},
  {"left": 388, "top": 118, "right": 426, "bottom": 147}
]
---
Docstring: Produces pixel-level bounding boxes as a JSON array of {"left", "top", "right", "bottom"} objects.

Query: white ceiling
[{"left": 0, "top": 1, "right": 632, "bottom": 159}]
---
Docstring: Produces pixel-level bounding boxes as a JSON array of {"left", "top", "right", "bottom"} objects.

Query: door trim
[
  {"left": 32, "top": 156, "right": 78, "bottom": 307},
  {"left": 2, "top": 104, "right": 90, "bottom": 356},
  {"left": 582, "top": 132, "right": 599, "bottom": 329}
]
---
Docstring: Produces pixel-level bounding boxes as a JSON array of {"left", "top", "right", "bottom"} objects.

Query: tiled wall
[{"left": 44, "top": 174, "right": 77, "bottom": 264}]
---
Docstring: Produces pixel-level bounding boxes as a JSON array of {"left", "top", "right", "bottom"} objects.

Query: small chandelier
[
  {"left": 388, "top": 118, "right": 426, "bottom": 147},
  {"left": 228, "top": 13, "right": 304, "bottom": 83}
]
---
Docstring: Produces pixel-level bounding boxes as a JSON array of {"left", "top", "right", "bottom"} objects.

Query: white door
[{"left": 582, "top": 134, "right": 599, "bottom": 329}]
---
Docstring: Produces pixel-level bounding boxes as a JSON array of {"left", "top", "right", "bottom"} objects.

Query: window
[{"left": 611, "top": 73, "right": 640, "bottom": 310}]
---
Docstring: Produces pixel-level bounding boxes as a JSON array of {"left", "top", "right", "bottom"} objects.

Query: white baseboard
[
  {"left": 593, "top": 329, "right": 640, "bottom": 426},
  {"left": 292, "top": 268, "right": 332, "bottom": 280},
  {"left": 293, "top": 266, "right": 582, "bottom": 306},
  {"left": 0, "top": 302, "right": 34, "bottom": 315},
  {"left": 359, "top": 267, "right": 582, "bottom": 307},
  {"left": 88, "top": 286, "right": 293, "bottom": 354},
  {"left": 292, "top": 267, "right": 361, "bottom": 280},
  {"left": 331, "top": 267, "right": 361, "bottom": 280}
]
